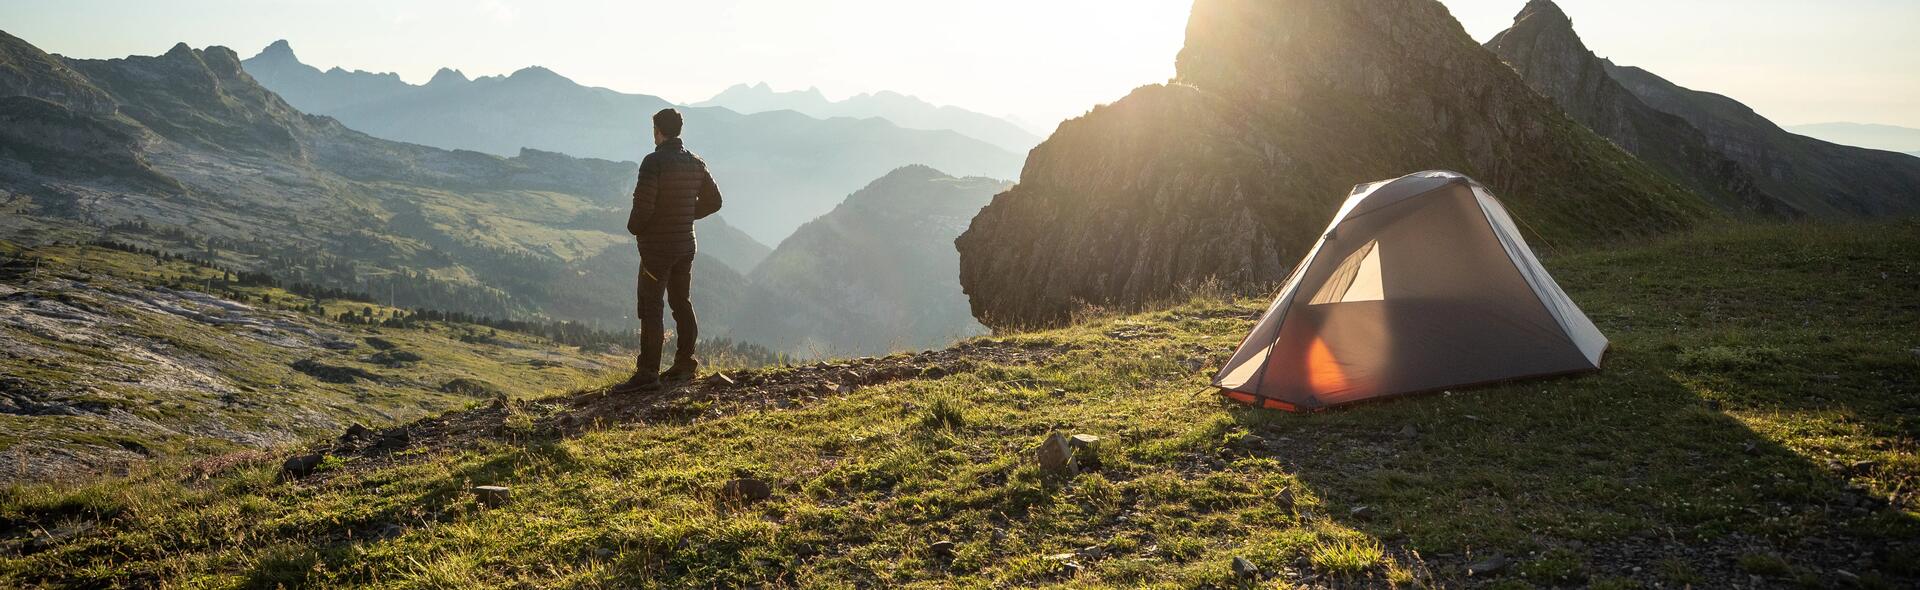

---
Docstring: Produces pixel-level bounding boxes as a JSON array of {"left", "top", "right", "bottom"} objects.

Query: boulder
[
  {"left": 1036, "top": 432, "right": 1077, "bottom": 475},
  {"left": 473, "top": 485, "right": 511, "bottom": 507},
  {"left": 281, "top": 453, "right": 323, "bottom": 478},
  {"left": 721, "top": 478, "right": 774, "bottom": 503}
]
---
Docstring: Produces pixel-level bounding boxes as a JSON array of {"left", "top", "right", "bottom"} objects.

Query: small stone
[
  {"left": 1849, "top": 460, "right": 1878, "bottom": 474},
  {"left": 929, "top": 540, "right": 956, "bottom": 558},
  {"left": 1232, "top": 555, "right": 1260, "bottom": 579},
  {"left": 1399, "top": 424, "right": 1418, "bottom": 438},
  {"left": 1182, "top": 359, "right": 1202, "bottom": 373},
  {"left": 1058, "top": 561, "right": 1083, "bottom": 577},
  {"left": 1050, "top": 388, "right": 1067, "bottom": 397},
  {"left": 707, "top": 373, "right": 735, "bottom": 386},
  {"left": 1068, "top": 434, "right": 1102, "bottom": 449},
  {"left": 281, "top": 453, "right": 323, "bottom": 478},
  {"left": 341, "top": 422, "right": 371, "bottom": 442},
  {"left": 1273, "top": 488, "right": 1298, "bottom": 512},
  {"left": 1467, "top": 554, "right": 1510, "bottom": 577},
  {"left": 1037, "top": 432, "right": 1077, "bottom": 475},
  {"left": 1076, "top": 545, "right": 1105, "bottom": 560},
  {"left": 1742, "top": 441, "right": 1759, "bottom": 455},
  {"left": 473, "top": 485, "right": 511, "bottom": 507},
  {"left": 722, "top": 478, "right": 773, "bottom": 503},
  {"left": 1349, "top": 505, "right": 1377, "bottom": 521}
]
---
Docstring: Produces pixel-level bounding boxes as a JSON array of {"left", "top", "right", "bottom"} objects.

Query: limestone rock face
[
  {"left": 1485, "top": 0, "right": 1787, "bottom": 217},
  {"left": 956, "top": 0, "right": 1709, "bottom": 330}
]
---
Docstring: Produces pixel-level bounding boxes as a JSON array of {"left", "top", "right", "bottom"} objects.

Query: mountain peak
[
  {"left": 507, "top": 66, "right": 567, "bottom": 83},
  {"left": 254, "top": 39, "right": 297, "bottom": 62},
  {"left": 427, "top": 67, "right": 468, "bottom": 86},
  {"left": 164, "top": 42, "right": 195, "bottom": 59},
  {"left": 1516, "top": 0, "right": 1571, "bottom": 24}
]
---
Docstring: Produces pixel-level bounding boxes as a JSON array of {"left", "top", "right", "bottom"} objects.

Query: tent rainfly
[{"left": 1215, "top": 171, "right": 1607, "bottom": 411}]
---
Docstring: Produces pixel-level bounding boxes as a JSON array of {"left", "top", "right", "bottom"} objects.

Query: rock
[
  {"left": 1742, "top": 441, "right": 1759, "bottom": 454},
  {"left": 340, "top": 422, "right": 371, "bottom": 442},
  {"left": 281, "top": 453, "right": 324, "bottom": 478},
  {"left": 1399, "top": 424, "right": 1418, "bottom": 438},
  {"left": 1273, "top": 487, "right": 1298, "bottom": 512},
  {"left": 1349, "top": 505, "right": 1377, "bottom": 521},
  {"left": 1182, "top": 359, "right": 1203, "bottom": 373},
  {"left": 1232, "top": 555, "right": 1260, "bottom": 579},
  {"left": 1076, "top": 545, "right": 1105, "bottom": 560},
  {"left": 707, "top": 373, "right": 735, "bottom": 387},
  {"left": 1467, "top": 554, "right": 1510, "bottom": 577},
  {"left": 1068, "top": 434, "right": 1102, "bottom": 449},
  {"left": 1036, "top": 432, "right": 1077, "bottom": 475},
  {"left": 1485, "top": 0, "right": 1785, "bottom": 217},
  {"left": 473, "top": 485, "right": 511, "bottom": 507},
  {"left": 374, "top": 429, "right": 411, "bottom": 451},
  {"left": 953, "top": 0, "right": 1717, "bottom": 329},
  {"left": 721, "top": 478, "right": 774, "bottom": 503},
  {"left": 930, "top": 540, "right": 956, "bottom": 558},
  {"left": 836, "top": 382, "right": 855, "bottom": 395},
  {"left": 1849, "top": 460, "right": 1878, "bottom": 475},
  {"left": 1050, "top": 388, "right": 1067, "bottom": 397}
]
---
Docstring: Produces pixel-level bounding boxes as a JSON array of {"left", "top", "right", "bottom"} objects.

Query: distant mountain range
[
  {"left": 0, "top": 31, "right": 767, "bottom": 337},
  {"left": 693, "top": 83, "right": 1043, "bottom": 153},
  {"left": 737, "top": 166, "right": 1007, "bottom": 356},
  {"left": 1787, "top": 122, "right": 1920, "bottom": 155},
  {"left": 241, "top": 41, "right": 1022, "bottom": 243},
  {"left": 1488, "top": 0, "right": 1920, "bottom": 218}
]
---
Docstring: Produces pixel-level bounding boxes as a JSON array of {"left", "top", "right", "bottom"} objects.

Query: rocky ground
[{"left": 0, "top": 244, "right": 624, "bottom": 484}]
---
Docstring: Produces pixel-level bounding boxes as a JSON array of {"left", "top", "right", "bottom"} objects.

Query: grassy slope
[
  {"left": 2, "top": 221, "right": 1917, "bottom": 588},
  {"left": 0, "top": 244, "right": 631, "bottom": 481}
]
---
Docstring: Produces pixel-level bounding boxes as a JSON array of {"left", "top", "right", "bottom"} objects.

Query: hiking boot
[
  {"left": 661, "top": 358, "right": 700, "bottom": 383},
  {"left": 610, "top": 371, "right": 661, "bottom": 395}
]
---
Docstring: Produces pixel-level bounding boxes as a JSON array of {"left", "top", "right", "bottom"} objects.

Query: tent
[{"left": 1215, "top": 171, "right": 1607, "bottom": 411}]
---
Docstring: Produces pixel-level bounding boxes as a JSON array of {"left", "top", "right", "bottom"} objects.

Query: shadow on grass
[{"left": 1226, "top": 344, "right": 1918, "bottom": 586}]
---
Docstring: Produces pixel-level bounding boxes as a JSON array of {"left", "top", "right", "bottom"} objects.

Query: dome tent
[{"left": 1216, "top": 171, "right": 1607, "bottom": 411}]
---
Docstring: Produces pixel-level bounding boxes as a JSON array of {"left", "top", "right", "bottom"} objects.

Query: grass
[
  {"left": 0, "top": 244, "right": 633, "bottom": 482},
  {"left": 1, "top": 220, "right": 1916, "bottom": 587}
]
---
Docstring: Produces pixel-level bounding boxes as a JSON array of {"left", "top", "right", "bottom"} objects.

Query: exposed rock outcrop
[
  {"left": 1485, "top": 0, "right": 1788, "bottom": 217},
  {"left": 956, "top": 0, "right": 1709, "bottom": 329}
]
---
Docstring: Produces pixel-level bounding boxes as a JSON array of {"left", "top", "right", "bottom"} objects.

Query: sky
[{"left": 3, "top": 0, "right": 1917, "bottom": 131}]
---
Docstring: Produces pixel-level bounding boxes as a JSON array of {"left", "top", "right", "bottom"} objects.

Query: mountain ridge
[
  {"left": 694, "top": 82, "right": 1044, "bottom": 153},
  {"left": 1484, "top": 0, "right": 1787, "bottom": 217},
  {"left": 956, "top": 0, "right": 1711, "bottom": 329},
  {"left": 241, "top": 43, "right": 1023, "bottom": 243}
]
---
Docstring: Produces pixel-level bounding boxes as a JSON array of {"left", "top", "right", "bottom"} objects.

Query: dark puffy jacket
[{"left": 627, "top": 138, "right": 722, "bottom": 255}]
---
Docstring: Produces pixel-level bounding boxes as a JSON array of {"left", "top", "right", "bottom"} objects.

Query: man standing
[{"left": 615, "top": 108, "right": 722, "bottom": 393}]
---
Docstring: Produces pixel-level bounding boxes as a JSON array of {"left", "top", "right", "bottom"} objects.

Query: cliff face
[
  {"left": 1605, "top": 63, "right": 1920, "bottom": 217},
  {"left": 956, "top": 0, "right": 1710, "bottom": 330},
  {"left": 1485, "top": 0, "right": 1787, "bottom": 217}
]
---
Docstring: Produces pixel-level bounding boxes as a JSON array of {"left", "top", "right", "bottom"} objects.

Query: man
[{"left": 614, "top": 108, "right": 722, "bottom": 393}]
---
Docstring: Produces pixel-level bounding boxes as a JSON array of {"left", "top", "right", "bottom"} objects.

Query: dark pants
[{"left": 637, "top": 252, "right": 695, "bottom": 373}]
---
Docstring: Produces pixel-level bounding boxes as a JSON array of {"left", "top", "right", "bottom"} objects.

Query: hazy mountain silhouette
[
  {"left": 1786, "top": 122, "right": 1920, "bottom": 155},
  {"left": 1485, "top": 0, "right": 1789, "bottom": 217},
  {"left": 737, "top": 166, "right": 1008, "bottom": 357},
  {"left": 1491, "top": 0, "right": 1920, "bottom": 218},
  {"left": 694, "top": 82, "right": 1043, "bottom": 153},
  {"left": 955, "top": 0, "right": 1712, "bottom": 329},
  {"left": 241, "top": 42, "right": 1023, "bottom": 243},
  {"left": 0, "top": 31, "right": 768, "bottom": 337}
]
